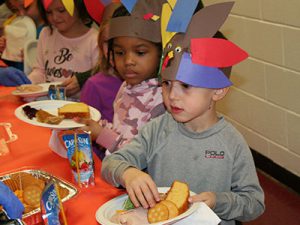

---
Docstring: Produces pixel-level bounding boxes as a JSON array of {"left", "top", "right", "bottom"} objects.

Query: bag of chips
[{"left": 40, "top": 180, "right": 67, "bottom": 225}]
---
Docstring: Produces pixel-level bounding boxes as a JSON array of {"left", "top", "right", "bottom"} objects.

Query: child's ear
[{"left": 212, "top": 87, "right": 229, "bottom": 101}]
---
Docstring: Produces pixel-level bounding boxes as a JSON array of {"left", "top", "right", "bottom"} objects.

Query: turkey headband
[
  {"left": 43, "top": 0, "right": 114, "bottom": 24},
  {"left": 161, "top": 1, "right": 248, "bottom": 88},
  {"left": 108, "top": 0, "right": 167, "bottom": 43}
]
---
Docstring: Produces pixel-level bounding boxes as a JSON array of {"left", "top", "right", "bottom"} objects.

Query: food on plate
[
  {"left": 22, "top": 105, "right": 64, "bottom": 125},
  {"left": 22, "top": 105, "right": 38, "bottom": 119},
  {"left": 111, "top": 181, "right": 190, "bottom": 224},
  {"left": 36, "top": 109, "right": 64, "bottom": 125},
  {"left": 2, "top": 172, "right": 70, "bottom": 214},
  {"left": 22, "top": 102, "right": 91, "bottom": 125},
  {"left": 147, "top": 201, "right": 169, "bottom": 223},
  {"left": 160, "top": 200, "right": 179, "bottom": 219},
  {"left": 16, "top": 84, "right": 43, "bottom": 93},
  {"left": 111, "top": 207, "right": 149, "bottom": 225},
  {"left": 165, "top": 180, "right": 190, "bottom": 214},
  {"left": 147, "top": 181, "right": 189, "bottom": 223},
  {"left": 58, "top": 102, "right": 90, "bottom": 119}
]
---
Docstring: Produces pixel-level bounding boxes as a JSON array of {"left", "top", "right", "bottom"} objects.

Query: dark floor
[{"left": 243, "top": 170, "right": 300, "bottom": 225}]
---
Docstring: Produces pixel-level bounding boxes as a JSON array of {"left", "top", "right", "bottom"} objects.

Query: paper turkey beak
[{"left": 162, "top": 51, "right": 174, "bottom": 71}]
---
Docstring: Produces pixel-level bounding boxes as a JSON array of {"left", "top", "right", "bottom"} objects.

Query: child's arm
[
  {"left": 213, "top": 145, "right": 265, "bottom": 221},
  {"left": 74, "top": 116, "right": 122, "bottom": 152},
  {"left": 74, "top": 69, "right": 92, "bottom": 89},
  {"left": 74, "top": 118, "right": 103, "bottom": 141},
  {"left": 27, "top": 29, "right": 47, "bottom": 83},
  {"left": 121, "top": 167, "right": 160, "bottom": 209},
  {"left": 101, "top": 117, "right": 162, "bottom": 205},
  {"left": 95, "top": 125, "right": 122, "bottom": 153}
]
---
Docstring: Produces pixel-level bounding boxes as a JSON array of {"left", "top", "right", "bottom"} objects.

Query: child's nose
[
  {"left": 124, "top": 53, "right": 135, "bottom": 66},
  {"left": 168, "top": 83, "right": 180, "bottom": 99},
  {"left": 52, "top": 12, "right": 60, "bottom": 21}
]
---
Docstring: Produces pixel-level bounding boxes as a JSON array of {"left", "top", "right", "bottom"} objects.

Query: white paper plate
[
  {"left": 12, "top": 82, "right": 61, "bottom": 98},
  {"left": 95, "top": 187, "right": 200, "bottom": 225},
  {"left": 15, "top": 100, "right": 101, "bottom": 129}
]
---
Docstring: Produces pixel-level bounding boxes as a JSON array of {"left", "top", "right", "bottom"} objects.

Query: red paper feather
[{"left": 191, "top": 38, "right": 248, "bottom": 67}]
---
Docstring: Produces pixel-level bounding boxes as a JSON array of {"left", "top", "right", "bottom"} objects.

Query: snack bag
[
  {"left": 40, "top": 180, "right": 67, "bottom": 225},
  {"left": 48, "top": 85, "right": 66, "bottom": 100},
  {"left": 62, "top": 130, "right": 95, "bottom": 187}
]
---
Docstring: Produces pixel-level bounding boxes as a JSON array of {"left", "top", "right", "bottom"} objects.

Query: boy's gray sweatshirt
[{"left": 102, "top": 112, "right": 265, "bottom": 225}]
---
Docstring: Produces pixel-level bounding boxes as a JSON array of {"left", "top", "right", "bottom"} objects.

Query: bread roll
[{"left": 165, "top": 180, "right": 190, "bottom": 214}]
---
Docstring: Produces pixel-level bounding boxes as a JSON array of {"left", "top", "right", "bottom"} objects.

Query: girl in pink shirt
[{"left": 28, "top": 0, "right": 99, "bottom": 97}]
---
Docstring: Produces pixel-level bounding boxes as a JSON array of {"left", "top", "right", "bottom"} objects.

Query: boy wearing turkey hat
[{"left": 102, "top": 2, "right": 265, "bottom": 224}]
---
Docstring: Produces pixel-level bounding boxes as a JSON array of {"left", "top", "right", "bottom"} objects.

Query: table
[{"left": 0, "top": 86, "right": 124, "bottom": 225}]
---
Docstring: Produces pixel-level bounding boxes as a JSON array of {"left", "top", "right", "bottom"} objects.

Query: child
[
  {"left": 101, "top": 2, "right": 265, "bottom": 225},
  {"left": 77, "top": 0, "right": 166, "bottom": 157},
  {"left": 0, "top": 0, "right": 45, "bottom": 71},
  {"left": 80, "top": 2, "right": 123, "bottom": 123},
  {"left": 28, "top": 0, "right": 99, "bottom": 98},
  {"left": 5, "top": 0, "right": 44, "bottom": 35}
]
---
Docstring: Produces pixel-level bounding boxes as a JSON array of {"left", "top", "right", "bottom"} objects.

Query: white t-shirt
[{"left": 28, "top": 27, "right": 99, "bottom": 84}]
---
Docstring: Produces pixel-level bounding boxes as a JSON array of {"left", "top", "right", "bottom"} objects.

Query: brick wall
[{"left": 202, "top": 0, "right": 300, "bottom": 176}]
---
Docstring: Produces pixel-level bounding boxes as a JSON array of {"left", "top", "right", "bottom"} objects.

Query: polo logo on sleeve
[{"left": 205, "top": 150, "right": 225, "bottom": 159}]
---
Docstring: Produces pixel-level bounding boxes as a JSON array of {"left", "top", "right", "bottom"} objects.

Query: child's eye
[
  {"left": 181, "top": 83, "right": 191, "bottom": 89},
  {"left": 137, "top": 52, "right": 145, "bottom": 56},
  {"left": 162, "top": 80, "right": 171, "bottom": 87},
  {"left": 113, "top": 49, "right": 124, "bottom": 56},
  {"left": 58, "top": 7, "right": 66, "bottom": 13},
  {"left": 136, "top": 50, "right": 146, "bottom": 56}
]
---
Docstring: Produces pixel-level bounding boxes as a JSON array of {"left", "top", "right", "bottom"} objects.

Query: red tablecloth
[{"left": 0, "top": 86, "right": 124, "bottom": 225}]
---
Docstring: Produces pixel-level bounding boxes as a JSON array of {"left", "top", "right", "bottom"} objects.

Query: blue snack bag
[{"left": 40, "top": 180, "right": 67, "bottom": 225}]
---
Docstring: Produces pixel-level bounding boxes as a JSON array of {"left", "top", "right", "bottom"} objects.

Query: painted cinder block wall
[{"left": 202, "top": 0, "right": 300, "bottom": 176}]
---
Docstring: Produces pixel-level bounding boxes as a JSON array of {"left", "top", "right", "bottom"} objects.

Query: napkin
[
  {"left": 49, "top": 129, "right": 68, "bottom": 158},
  {"left": 174, "top": 202, "right": 221, "bottom": 225}
]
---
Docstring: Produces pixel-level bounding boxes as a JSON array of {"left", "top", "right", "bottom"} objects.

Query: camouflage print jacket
[{"left": 96, "top": 78, "right": 165, "bottom": 152}]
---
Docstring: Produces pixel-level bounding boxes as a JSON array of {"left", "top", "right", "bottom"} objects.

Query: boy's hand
[
  {"left": 188, "top": 192, "right": 216, "bottom": 209},
  {"left": 121, "top": 167, "right": 160, "bottom": 209},
  {"left": 74, "top": 117, "right": 102, "bottom": 141}
]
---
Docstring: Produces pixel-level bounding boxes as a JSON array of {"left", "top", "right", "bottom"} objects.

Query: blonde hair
[{"left": 92, "top": 20, "right": 111, "bottom": 74}]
